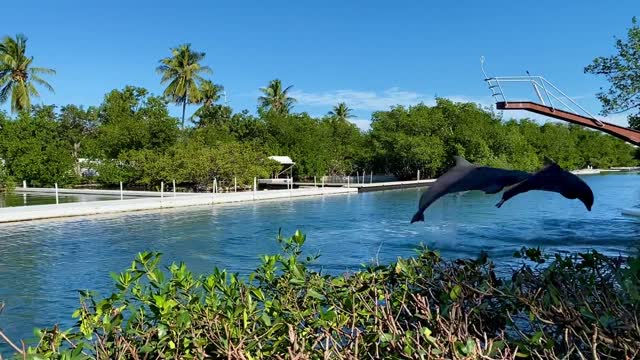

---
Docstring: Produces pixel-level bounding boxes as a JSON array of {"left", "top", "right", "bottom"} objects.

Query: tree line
[
  {"left": 0, "top": 94, "right": 636, "bottom": 189},
  {"left": 0, "top": 23, "right": 638, "bottom": 189}
]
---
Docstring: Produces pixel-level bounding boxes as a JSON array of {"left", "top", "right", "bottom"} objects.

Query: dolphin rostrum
[
  {"left": 411, "top": 156, "right": 530, "bottom": 223},
  {"left": 496, "top": 162, "right": 594, "bottom": 211}
]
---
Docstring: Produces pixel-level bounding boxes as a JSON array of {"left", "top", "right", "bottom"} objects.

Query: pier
[
  {"left": 1, "top": 178, "right": 440, "bottom": 223},
  {"left": 293, "top": 179, "right": 436, "bottom": 192},
  {"left": 0, "top": 187, "right": 357, "bottom": 223}
]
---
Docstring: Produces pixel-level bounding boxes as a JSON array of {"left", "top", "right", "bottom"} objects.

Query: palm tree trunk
[{"left": 181, "top": 98, "right": 187, "bottom": 129}]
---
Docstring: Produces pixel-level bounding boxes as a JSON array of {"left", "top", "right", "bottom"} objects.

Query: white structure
[
  {"left": 261, "top": 156, "right": 296, "bottom": 187},
  {"left": 268, "top": 156, "right": 295, "bottom": 177}
]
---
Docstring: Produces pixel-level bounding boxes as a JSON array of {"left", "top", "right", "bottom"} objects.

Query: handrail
[{"left": 480, "top": 58, "right": 604, "bottom": 127}]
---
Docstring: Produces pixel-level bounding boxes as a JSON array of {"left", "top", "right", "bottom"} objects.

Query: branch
[{"left": 0, "top": 328, "right": 23, "bottom": 355}]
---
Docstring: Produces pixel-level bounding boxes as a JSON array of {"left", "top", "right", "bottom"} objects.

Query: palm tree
[
  {"left": 198, "top": 80, "right": 224, "bottom": 108},
  {"left": 0, "top": 34, "right": 55, "bottom": 113},
  {"left": 156, "top": 44, "right": 211, "bottom": 128},
  {"left": 258, "top": 79, "right": 296, "bottom": 114},
  {"left": 328, "top": 102, "right": 353, "bottom": 122},
  {"left": 192, "top": 80, "right": 224, "bottom": 120}
]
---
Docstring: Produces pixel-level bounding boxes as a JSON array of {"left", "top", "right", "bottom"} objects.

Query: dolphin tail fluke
[{"left": 410, "top": 211, "right": 425, "bottom": 223}]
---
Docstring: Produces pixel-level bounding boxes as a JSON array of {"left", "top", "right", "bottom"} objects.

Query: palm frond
[
  {"left": 30, "top": 67, "right": 56, "bottom": 75},
  {"left": 0, "top": 82, "right": 13, "bottom": 103},
  {"left": 30, "top": 75, "right": 54, "bottom": 93}
]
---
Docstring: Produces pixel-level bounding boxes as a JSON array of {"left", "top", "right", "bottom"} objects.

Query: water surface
[
  {"left": 0, "top": 174, "right": 638, "bottom": 353},
  {"left": 0, "top": 192, "right": 123, "bottom": 207}
]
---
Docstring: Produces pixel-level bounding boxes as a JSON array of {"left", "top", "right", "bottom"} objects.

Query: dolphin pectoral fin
[
  {"left": 410, "top": 211, "right": 425, "bottom": 223},
  {"left": 495, "top": 199, "right": 505, "bottom": 208}
]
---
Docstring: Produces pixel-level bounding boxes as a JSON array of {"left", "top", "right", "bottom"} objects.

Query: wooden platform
[{"left": 497, "top": 101, "right": 640, "bottom": 145}]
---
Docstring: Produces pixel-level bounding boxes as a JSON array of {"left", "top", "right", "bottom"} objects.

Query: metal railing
[{"left": 480, "top": 57, "right": 604, "bottom": 127}]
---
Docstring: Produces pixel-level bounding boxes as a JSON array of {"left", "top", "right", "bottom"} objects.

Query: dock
[
  {"left": 0, "top": 187, "right": 358, "bottom": 223},
  {"left": 2, "top": 178, "right": 438, "bottom": 223},
  {"left": 294, "top": 179, "right": 436, "bottom": 192}
]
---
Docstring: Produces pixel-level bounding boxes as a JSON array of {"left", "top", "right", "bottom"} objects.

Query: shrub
[{"left": 3, "top": 231, "right": 639, "bottom": 359}]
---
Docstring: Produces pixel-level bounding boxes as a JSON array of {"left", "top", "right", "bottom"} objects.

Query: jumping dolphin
[
  {"left": 496, "top": 162, "right": 594, "bottom": 211},
  {"left": 411, "top": 157, "right": 530, "bottom": 223}
]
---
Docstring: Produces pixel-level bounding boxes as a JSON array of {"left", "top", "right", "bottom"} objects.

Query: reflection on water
[
  {"left": 0, "top": 192, "right": 122, "bottom": 207},
  {"left": 0, "top": 174, "right": 638, "bottom": 353}
]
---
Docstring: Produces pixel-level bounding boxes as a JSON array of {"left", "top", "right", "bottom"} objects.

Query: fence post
[
  {"left": 370, "top": 171, "right": 373, "bottom": 184},
  {"left": 161, "top": 181, "right": 164, "bottom": 201},
  {"left": 22, "top": 180, "right": 26, "bottom": 189},
  {"left": 234, "top": 177, "right": 237, "bottom": 192},
  {"left": 347, "top": 175, "right": 350, "bottom": 188},
  {"left": 356, "top": 171, "right": 359, "bottom": 185},
  {"left": 120, "top": 181, "right": 123, "bottom": 200},
  {"left": 214, "top": 178, "right": 218, "bottom": 193},
  {"left": 417, "top": 170, "right": 420, "bottom": 181},
  {"left": 173, "top": 179, "right": 176, "bottom": 197},
  {"left": 322, "top": 176, "right": 325, "bottom": 189},
  {"left": 55, "top": 183, "right": 59, "bottom": 204},
  {"left": 314, "top": 176, "right": 317, "bottom": 188},
  {"left": 253, "top": 177, "right": 257, "bottom": 200}
]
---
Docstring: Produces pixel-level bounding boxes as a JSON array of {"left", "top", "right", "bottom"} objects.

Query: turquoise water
[
  {"left": 0, "top": 192, "right": 122, "bottom": 207},
  {"left": 0, "top": 173, "right": 639, "bottom": 353}
]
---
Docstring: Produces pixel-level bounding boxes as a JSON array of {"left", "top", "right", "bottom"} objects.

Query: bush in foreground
[{"left": 3, "top": 231, "right": 640, "bottom": 359}]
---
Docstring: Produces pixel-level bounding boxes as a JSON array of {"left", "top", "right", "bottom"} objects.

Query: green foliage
[
  {"left": 0, "top": 165, "right": 16, "bottom": 191},
  {"left": 369, "top": 99, "right": 637, "bottom": 179},
  {"left": 92, "top": 86, "right": 179, "bottom": 159},
  {"left": 12, "top": 231, "right": 640, "bottom": 359},
  {"left": 97, "top": 137, "right": 279, "bottom": 190},
  {"left": 0, "top": 106, "right": 77, "bottom": 186},
  {"left": 0, "top": 34, "right": 55, "bottom": 113},
  {"left": 585, "top": 17, "right": 640, "bottom": 129}
]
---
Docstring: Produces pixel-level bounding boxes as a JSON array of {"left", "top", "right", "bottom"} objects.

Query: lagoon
[{"left": 0, "top": 173, "right": 638, "bottom": 353}]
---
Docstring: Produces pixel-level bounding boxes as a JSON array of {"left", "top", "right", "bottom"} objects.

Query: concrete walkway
[
  {"left": 0, "top": 187, "right": 357, "bottom": 223},
  {"left": 15, "top": 187, "right": 189, "bottom": 198}
]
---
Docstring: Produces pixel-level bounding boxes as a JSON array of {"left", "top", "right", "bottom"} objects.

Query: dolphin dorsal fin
[
  {"left": 542, "top": 155, "right": 558, "bottom": 166},
  {"left": 454, "top": 156, "right": 472, "bottom": 167}
]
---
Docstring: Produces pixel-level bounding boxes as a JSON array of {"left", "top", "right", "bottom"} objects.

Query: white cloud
[
  {"left": 349, "top": 118, "right": 372, "bottom": 131},
  {"left": 291, "top": 87, "right": 436, "bottom": 111},
  {"left": 293, "top": 87, "right": 633, "bottom": 129},
  {"left": 601, "top": 113, "right": 630, "bottom": 127}
]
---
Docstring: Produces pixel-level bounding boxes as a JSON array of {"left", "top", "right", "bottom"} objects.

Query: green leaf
[
  {"left": 307, "top": 289, "right": 324, "bottom": 300},
  {"left": 449, "top": 284, "right": 462, "bottom": 301}
]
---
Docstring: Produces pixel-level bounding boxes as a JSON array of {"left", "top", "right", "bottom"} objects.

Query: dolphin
[
  {"left": 411, "top": 156, "right": 530, "bottom": 223},
  {"left": 496, "top": 162, "right": 594, "bottom": 211}
]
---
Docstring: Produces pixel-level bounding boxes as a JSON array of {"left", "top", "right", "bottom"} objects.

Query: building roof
[{"left": 268, "top": 156, "right": 295, "bottom": 165}]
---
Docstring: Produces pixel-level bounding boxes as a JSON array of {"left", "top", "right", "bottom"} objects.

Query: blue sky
[{"left": 2, "top": 0, "right": 637, "bottom": 128}]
